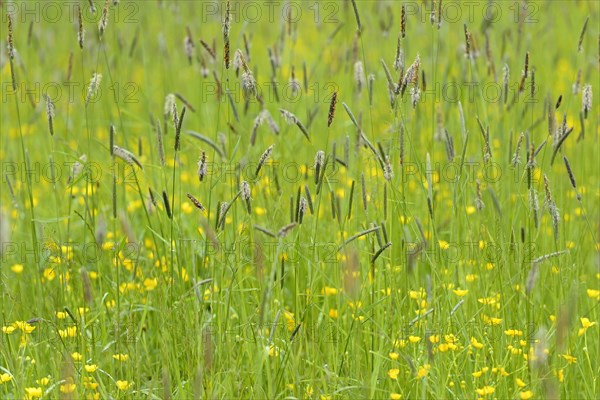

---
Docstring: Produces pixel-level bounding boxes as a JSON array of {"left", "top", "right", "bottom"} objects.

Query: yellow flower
[
  {"left": 504, "top": 329, "right": 523, "bottom": 337},
  {"left": 116, "top": 380, "right": 131, "bottom": 390},
  {"left": 390, "top": 393, "right": 402, "bottom": 400},
  {"left": 0, "top": 373, "right": 12, "bottom": 384},
  {"left": 482, "top": 315, "right": 502, "bottom": 325},
  {"left": 305, "top": 385, "right": 313, "bottom": 397},
  {"left": 439, "top": 240, "right": 450, "bottom": 250},
  {"left": 24, "top": 387, "right": 43, "bottom": 398},
  {"left": 475, "top": 385, "right": 495, "bottom": 396},
  {"left": 466, "top": 206, "right": 476, "bottom": 215},
  {"left": 282, "top": 311, "right": 295, "bottom": 331},
  {"left": 416, "top": 364, "right": 430, "bottom": 379},
  {"left": 58, "top": 326, "right": 77, "bottom": 338},
  {"left": 59, "top": 383, "right": 76, "bottom": 393},
  {"left": 14, "top": 321, "right": 36, "bottom": 333},
  {"left": 389, "top": 352, "right": 399, "bottom": 360},
  {"left": 515, "top": 378, "right": 527, "bottom": 388},
  {"left": 561, "top": 354, "right": 577, "bottom": 364},
  {"left": 84, "top": 364, "right": 98, "bottom": 373},
  {"left": 2, "top": 325, "right": 16, "bottom": 334},
  {"left": 36, "top": 377, "right": 50, "bottom": 386},
  {"left": 323, "top": 286, "right": 339, "bottom": 295},
  {"left": 254, "top": 207, "right": 266, "bottom": 216},
  {"left": 408, "top": 335, "right": 421, "bottom": 343},
  {"left": 328, "top": 309, "right": 338, "bottom": 319},
  {"left": 453, "top": 289, "right": 468, "bottom": 297},
  {"left": 268, "top": 344, "right": 279, "bottom": 357},
  {"left": 470, "top": 337, "right": 484, "bottom": 349},
  {"left": 587, "top": 289, "right": 600, "bottom": 300},
  {"left": 42, "top": 267, "right": 56, "bottom": 281},
  {"left": 112, "top": 353, "right": 129, "bottom": 362},
  {"left": 520, "top": 390, "right": 534, "bottom": 399},
  {"left": 71, "top": 352, "right": 82, "bottom": 361},
  {"left": 578, "top": 317, "right": 596, "bottom": 336},
  {"left": 429, "top": 335, "right": 440, "bottom": 343},
  {"left": 556, "top": 369, "right": 564, "bottom": 382},
  {"left": 83, "top": 377, "right": 98, "bottom": 390},
  {"left": 143, "top": 277, "right": 158, "bottom": 291},
  {"left": 11, "top": 263, "right": 24, "bottom": 273},
  {"left": 388, "top": 368, "right": 400, "bottom": 380}
]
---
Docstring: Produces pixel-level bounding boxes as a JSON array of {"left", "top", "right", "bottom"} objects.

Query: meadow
[{"left": 0, "top": 1, "right": 598, "bottom": 399}]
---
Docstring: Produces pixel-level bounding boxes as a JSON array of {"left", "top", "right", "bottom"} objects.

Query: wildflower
[
  {"left": 267, "top": 344, "right": 279, "bottom": 357},
  {"left": 143, "top": 277, "right": 158, "bottom": 291},
  {"left": 438, "top": 343, "right": 457, "bottom": 352},
  {"left": 14, "top": 321, "right": 36, "bottom": 333},
  {"left": 24, "top": 387, "right": 43, "bottom": 399},
  {"left": 482, "top": 315, "right": 502, "bottom": 325},
  {"left": 587, "top": 289, "right": 600, "bottom": 300},
  {"left": 11, "top": 263, "right": 24, "bottom": 273},
  {"left": 408, "top": 335, "right": 421, "bottom": 343},
  {"left": 59, "top": 382, "right": 76, "bottom": 393},
  {"left": 475, "top": 386, "right": 495, "bottom": 396},
  {"left": 84, "top": 364, "right": 98, "bottom": 373},
  {"left": 116, "top": 380, "right": 131, "bottom": 390},
  {"left": 390, "top": 393, "right": 402, "bottom": 400},
  {"left": 323, "top": 286, "right": 338, "bottom": 295},
  {"left": 561, "top": 354, "right": 577, "bottom": 364},
  {"left": 453, "top": 289, "right": 468, "bottom": 297},
  {"left": 112, "top": 353, "right": 129, "bottom": 362},
  {"left": 578, "top": 317, "right": 596, "bottom": 336},
  {"left": 472, "top": 367, "right": 488, "bottom": 378},
  {"left": 504, "top": 329, "right": 523, "bottom": 337},
  {"left": 58, "top": 326, "right": 77, "bottom": 338},
  {"left": 387, "top": 368, "right": 400, "bottom": 379},
  {"left": 0, "top": 373, "right": 12, "bottom": 384},
  {"left": 520, "top": 391, "right": 534, "bottom": 399},
  {"left": 416, "top": 364, "right": 430, "bottom": 378},
  {"left": 470, "top": 337, "right": 484, "bottom": 349}
]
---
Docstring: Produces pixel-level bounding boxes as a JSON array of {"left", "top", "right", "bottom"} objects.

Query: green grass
[{"left": 1, "top": 1, "right": 598, "bottom": 399}]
